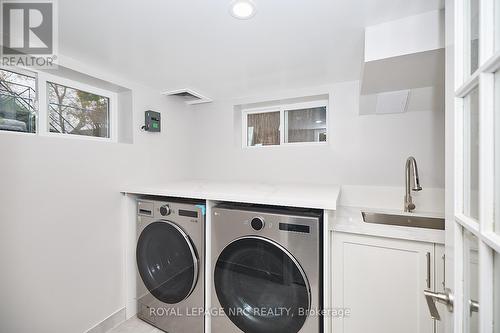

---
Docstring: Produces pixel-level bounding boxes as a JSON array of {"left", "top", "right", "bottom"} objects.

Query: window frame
[
  {"left": 40, "top": 71, "right": 118, "bottom": 142},
  {"left": 241, "top": 100, "right": 329, "bottom": 148},
  {"left": 242, "top": 106, "right": 282, "bottom": 148},
  {"left": 0, "top": 66, "right": 39, "bottom": 136},
  {"left": 0, "top": 66, "right": 118, "bottom": 142}
]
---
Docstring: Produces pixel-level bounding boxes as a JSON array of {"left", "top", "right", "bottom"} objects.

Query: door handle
[
  {"left": 469, "top": 299, "right": 479, "bottom": 316},
  {"left": 423, "top": 288, "right": 454, "bottom": 321}
]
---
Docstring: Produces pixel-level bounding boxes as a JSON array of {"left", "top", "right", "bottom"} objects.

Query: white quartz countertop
[
  {"left": 331, "top": 206, "right": 445, "bottom": 244},
  {"left": 122, "top": 180, "right": 341, "bottom": 210},
  {"left": 123, "top": 181, "right": 445, "bottom": 243}
]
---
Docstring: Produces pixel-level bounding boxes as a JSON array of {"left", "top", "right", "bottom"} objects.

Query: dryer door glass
[
  {"left": 136, "top": 221, "right": 198, "bottom": 304},
  {"left": 214, "top": 237, "right": 310, "bottom": 333}
]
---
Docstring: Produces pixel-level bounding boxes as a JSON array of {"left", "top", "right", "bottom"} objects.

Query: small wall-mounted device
[{"left": 143, "top": 110, "right": 161, "bottom": 132}]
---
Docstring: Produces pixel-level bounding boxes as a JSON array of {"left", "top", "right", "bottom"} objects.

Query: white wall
[
  {"left": 365, "top": 10, "right": 445, "bottom": 62},
  {"left": 0, "top": 60, "right": 195, "bottom": 333},
  {"left": 191, "top": 80, "right": 445, "bottom": 209}
]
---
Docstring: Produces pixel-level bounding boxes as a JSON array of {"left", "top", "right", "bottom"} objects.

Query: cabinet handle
[
  {"left": 442, "top": 254, "right": 446, "bottom": 289},
  {"left": 426, "top": 252, "right": 431, "bottom": 289}
]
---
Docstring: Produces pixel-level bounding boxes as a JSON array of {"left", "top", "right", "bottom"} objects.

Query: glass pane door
[
  {"left": 454, "top": 0, "right": 500, "bottom": 332},
  {"left": 463, "top": 230, "right": 479, "bottom": 333},
  {"left": 494, "top": 252, "right": 500, "bottom": 333},
  {"left": 496, "top": 73, "right": 500, "bottom": 235},
  {"left": 463, "top": 86, "right": 480, "bottom": 221},
  {"left": 467, "top": 0, "right": 480, "bottom": 75}
]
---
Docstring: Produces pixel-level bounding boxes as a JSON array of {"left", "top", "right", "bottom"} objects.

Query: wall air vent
[{"left": 161, "top": 88, "right": 212, "bottom": 105}]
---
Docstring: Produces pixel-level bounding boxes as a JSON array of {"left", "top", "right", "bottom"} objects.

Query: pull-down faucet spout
[{"left": 404, "top": 156, "right": 422, "bottom": 212}]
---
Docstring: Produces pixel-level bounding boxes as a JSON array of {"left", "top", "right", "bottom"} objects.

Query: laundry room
[{"left": 0, "top": 1, "right": 499, "bottom": 333}]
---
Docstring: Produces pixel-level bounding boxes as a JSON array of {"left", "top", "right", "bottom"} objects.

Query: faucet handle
[{"left": 406, "top": 202, "right": 416, "bottom": 211}]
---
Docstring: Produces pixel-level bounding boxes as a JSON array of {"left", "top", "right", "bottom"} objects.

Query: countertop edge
[{"left": 121, "top": 186, "right": 340, "bottom": 211}]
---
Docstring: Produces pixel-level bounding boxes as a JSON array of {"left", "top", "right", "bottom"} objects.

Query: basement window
[
  {"left": 243, "top": 100, "right": 328, "bottom": 147},
  {"left": 285, "top": 105, "right": 327, "bottom": 143},
  {"left": 246, "top": 110, "right": 281, "bottom": 146},
  {"left": 47, "top": 82, "right": 111, "bottom": 138},
  {"left": 0, "top": 68, "right": 37, "bottom": 133},
  {"left": 0, "top": 66, "right": 121, "bottom": 141}
]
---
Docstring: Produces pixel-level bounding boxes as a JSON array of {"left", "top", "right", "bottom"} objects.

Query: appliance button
[
  {"left": 251, "top": 217, "right": 265, "bottom": 231},
  {"left": 160, "top": 205, "right": 171, "bottom": 216}
]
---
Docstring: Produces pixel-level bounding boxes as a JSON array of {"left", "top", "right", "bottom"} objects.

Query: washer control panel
[{"left": 137, "top": 200, "right": 205, "bottom": 225}]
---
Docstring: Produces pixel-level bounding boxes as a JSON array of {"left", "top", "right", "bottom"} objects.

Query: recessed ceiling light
[
  {"left": 230, "top": 0, "right": 256, "bottom": 20},
  {"left": 315, "top": 120, "right": 323, "bottom": 124}
]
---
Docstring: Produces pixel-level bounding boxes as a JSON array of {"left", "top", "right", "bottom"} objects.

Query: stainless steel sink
[{"left": 361, "top": 211, "right": 445, "bottom": 230}]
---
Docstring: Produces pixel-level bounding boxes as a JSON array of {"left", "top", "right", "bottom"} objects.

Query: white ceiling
[{"left": 59, "top": 0, "right": 444, "bottom": 99}]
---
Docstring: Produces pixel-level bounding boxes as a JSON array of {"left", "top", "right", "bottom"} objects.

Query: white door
[{"left": 438, "top": 0, "right": 500, "bottom": 333}]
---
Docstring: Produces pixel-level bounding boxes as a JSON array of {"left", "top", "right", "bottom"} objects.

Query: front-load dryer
[
  {"left": 211, "top": 203, "right": 323, "bottom": 333},
  {"left": 136, "top": 198, "right": 205, "bottom": 333}
]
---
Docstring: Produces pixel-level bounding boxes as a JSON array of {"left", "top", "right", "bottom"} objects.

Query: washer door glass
[
  {"left": 136, "top": 221, "right": 198, "bottom": 304},
  {"left": 214, "top": 237, "right": 310, "bottom": 333}
]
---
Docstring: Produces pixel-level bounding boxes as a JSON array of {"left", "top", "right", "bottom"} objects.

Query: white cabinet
[{"left": 332, "top": 232, "right": 443, "bottom": 333}]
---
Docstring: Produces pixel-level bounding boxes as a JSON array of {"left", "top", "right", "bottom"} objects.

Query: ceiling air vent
[{"left": 161, "top": 89, "right": 212, "bottom": 105}]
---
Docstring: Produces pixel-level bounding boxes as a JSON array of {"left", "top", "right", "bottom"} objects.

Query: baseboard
[{"left": 85, "top": 307, "right": 126, "bottom": 333}]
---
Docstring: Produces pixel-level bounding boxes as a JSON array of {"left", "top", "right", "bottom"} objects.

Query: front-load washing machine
[
  {"left": 211, "top": 203, "right": 323, "bottom": 333},
  {"left": 136, "top": 198, "right": 205, "bottom": 333}
]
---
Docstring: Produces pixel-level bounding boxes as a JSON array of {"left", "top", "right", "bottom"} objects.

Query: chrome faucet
[{"left": 404, "top": 156, "right": 422, "bottom": 212}]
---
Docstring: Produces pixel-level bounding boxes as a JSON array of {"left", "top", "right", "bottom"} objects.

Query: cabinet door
[{"left": 332, "top": 232, "right": 435, "bottom": 333}]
